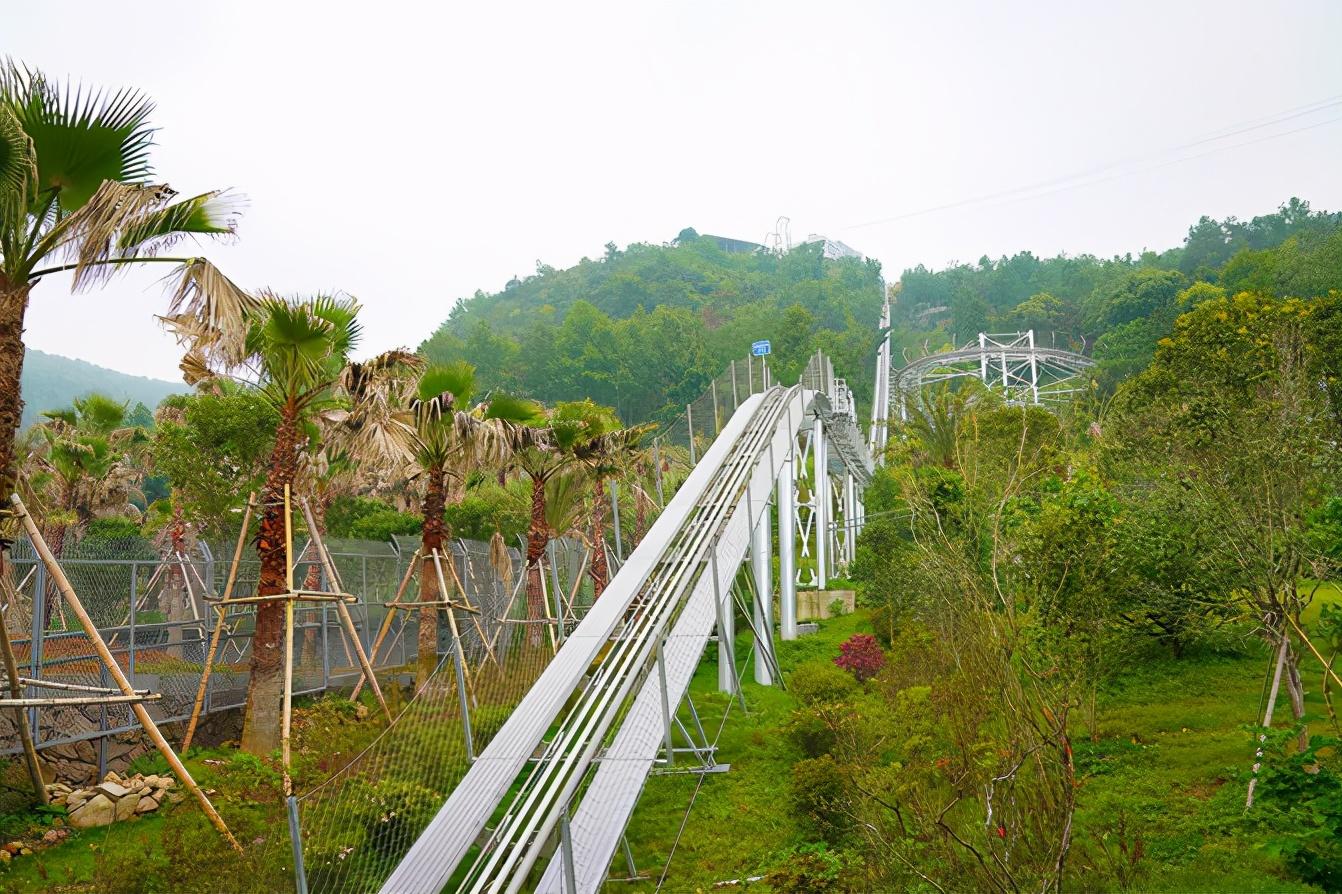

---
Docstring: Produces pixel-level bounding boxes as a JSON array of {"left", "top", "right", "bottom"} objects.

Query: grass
[
  {"left": 621, "top": 592, "right": 1342, "bottom": 893},
  {"left": 1, "top": 587, "right": 1338, "bottom": 892}
]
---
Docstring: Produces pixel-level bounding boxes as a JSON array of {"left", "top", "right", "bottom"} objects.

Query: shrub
[
  {"left": 826, "top": 597, "right": 848, "bottom": 618},
  {"left": 790, "top": 754, "right": 852, "bottom": 844},
  {"left": 766, "top": 843, "right": 858, "bottom": 893},
  {"left": 834, "top": 633, "right": 885, "bottom": 683},
  {"left": 788, "top": 659, "right": 858, "bottom": 707}
]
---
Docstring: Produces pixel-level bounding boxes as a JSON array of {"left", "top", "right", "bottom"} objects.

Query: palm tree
[
  {"left": 512, "top": 400, "right": 624, "bottom": 629},
  {"left": 0, "top": 62, "right": 248, "bottom": 570},
  {"left": 24, "top": 393, "right": 147, "bottom": 626},
  {"left": 583, "top": 422, "right": 651, "bottom": 598},
  {"left": 401, "top": 363, "right": 542, "bottom": 684},
  {"left": 171, "top": 293, "right": 408, "bottom": 755}
]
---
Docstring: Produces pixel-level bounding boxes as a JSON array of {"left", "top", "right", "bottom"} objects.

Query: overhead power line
[{"left": 841, "top": 92, "right": 1342, "bottom": 232}]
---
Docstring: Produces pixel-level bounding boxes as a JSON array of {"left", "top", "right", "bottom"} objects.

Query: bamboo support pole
[
  {"left": 3, "top": 677, "right": 150, "bottom": 695},
  {"left": 1288, "top": 614, "right": 1342, "bottom": 691},
  {"left": 1, "top": 693, "right": 161, "bottom": 707},
  {"left": 440, "top": 551, "right": 498, "bottom": 666},
  {"left": 10, "top": 494, "right": 240, "bottom": 852},
  {"left": 182, "top": 494, "right": 254, "bottom": 752},
  {"left": 539, "top": 556, "right": 558, "bottom": 654},
  {"left": 299, "top": 497, "right": 390, "bottom": 721},
  {"left": 281, "top": 485, "right": 296, "bottom": 796},
  {"left": 300, "top": 499, "right": 355, "bottom": 668},
  {"left": 352, "top": 551, "right": 418, "bottom": 700},
  {"left": 0, "top": 617, "right": 46, "bottom": 804},
  {"left": 432, "top": 552, "right": 475, "bottom": 705},
  {"left": 334, "top": 598, "right": 392, "bottom": 721}
]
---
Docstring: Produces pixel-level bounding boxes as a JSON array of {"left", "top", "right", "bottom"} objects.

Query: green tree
[{"left": 0, "top": 61, "right": 246, "bottom": 566}]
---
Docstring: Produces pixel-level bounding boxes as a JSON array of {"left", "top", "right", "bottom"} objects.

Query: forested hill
[
  {"left": 419, "top": 231, "right": 886, "bottom": 424},
  {"left": 420, "top": 200, "right": 1342, "bottom": 423},
  {"left": 891, "top": 197, "right": 1342, "bottom": 387},
  {"left": 19, "top": 349, "right": 184, "bottom": 429}
]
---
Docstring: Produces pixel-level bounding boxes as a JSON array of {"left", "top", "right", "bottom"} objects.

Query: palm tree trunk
[
  {"left": 590, "top": 477, "right": 609, "bottom": 598},
  {"left": 525, "top": 476, "right": 548, "bottom": 645},
  {"left": 417, "top": 465, "right": 447, "bottom": 686},
  {"left": 240, "top": 406, "right": 301, "bottom": 756},
  {"left": 0, "top": 281, "right": 33, "bottom": 580}
]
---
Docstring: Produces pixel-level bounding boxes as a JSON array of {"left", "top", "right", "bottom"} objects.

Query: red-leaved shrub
[{"left": 833, "top": 633, "right": 885, "bottom": 682}]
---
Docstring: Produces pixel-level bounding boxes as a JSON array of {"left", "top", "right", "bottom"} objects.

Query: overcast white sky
[{"left": 9, "top": 1, "right": 1342, "bottom": 380}]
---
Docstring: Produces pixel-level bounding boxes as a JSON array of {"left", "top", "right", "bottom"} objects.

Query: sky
[{"left": 9, "top": 0, "right": 1342, "bottom": 380}]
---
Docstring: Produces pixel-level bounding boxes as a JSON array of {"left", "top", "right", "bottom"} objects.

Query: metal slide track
[
  {"left": 534, "top": 387, "right": 806, "bottom": 893},
  {"left": 382, "top": 386, "right": 816, "bottom": 894}
]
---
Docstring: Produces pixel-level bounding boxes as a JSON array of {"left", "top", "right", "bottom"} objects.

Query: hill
[
  {"left": 19, "top": 349, "right": 184, "bottom": 429},
  {"left": 420, "top": 231, "right": 886, "bottom": 424},
  {"left": 420, "top": 201, "right": 1342, "bottom": 425}
]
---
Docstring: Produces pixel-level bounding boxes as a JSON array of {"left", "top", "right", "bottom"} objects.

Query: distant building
[
  {"left": 801, "top": 234, "right": 864, "bottom": 261},
  {"left": 703, "top": 234, "right": 766, "bottom": 255}
]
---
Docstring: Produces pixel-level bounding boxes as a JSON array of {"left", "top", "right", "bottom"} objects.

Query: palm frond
[
  {"left": 0, "top": 102, "right": 36, "bottom": 222},
  {"left": 483, "top": 392, "right": 545, "bottom": 425},
  {"left": 417, "top": 361, "right": 476, "bottom": 405},
  {"left": 0, "top": 59, "right": 155, "bottom": 213},
  {"left": 116, "top": 188, "right": 242, "bottom": 255},
  {"left": 308, "top": 293, "right": 362, "bottom": 359},
  {"left": 164, "top": 257, "right": 258, "bottom": 364},
  {"left": 53, "top": 179, "right": 173, "bottom": 287}
]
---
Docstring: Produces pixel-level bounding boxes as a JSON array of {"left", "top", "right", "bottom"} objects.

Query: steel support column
[
  {"left": 777, "top": 453, "right": 797, "bottom": 641},
  {"left": 814, "top": 415, "right": 828, "bottom": 590},
  {"left": 751, "top": 507, "right": 773, "bottom": 686}
]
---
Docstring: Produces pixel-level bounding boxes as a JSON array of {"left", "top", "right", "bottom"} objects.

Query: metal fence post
[
  {"left": 29, "top": 561, "right": 45, "bottom": 746},
  {"left": 609, "top": 481, "right": 623, "bottom": 561},
  {"left": 453, "top": 639, "right": 475, "bottom": 762},
  {"left": 128, "top": 563, "right": 138, "bottom": 677},
  {"left": 287, "top": 795, "right": 309, "bottom": 894}
]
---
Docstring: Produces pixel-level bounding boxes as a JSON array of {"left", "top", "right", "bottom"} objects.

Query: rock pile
[{"left": 47, "top": 771, "right": 184, "bottom": 829}]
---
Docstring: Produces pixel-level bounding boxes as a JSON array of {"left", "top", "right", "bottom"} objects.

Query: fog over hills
[{"left": 19, "top": 349, "right": 185, "bottom": 428}]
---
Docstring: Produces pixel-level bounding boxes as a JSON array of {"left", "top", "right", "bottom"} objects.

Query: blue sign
[{"left": 751, "top": 340, "right": 772, "bottom": 356}]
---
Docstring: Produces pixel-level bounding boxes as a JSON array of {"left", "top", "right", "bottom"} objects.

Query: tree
[
  {"left": 400, "top": 362, "right": 541, "bottom": 684},
  {"left": 151, "top": 387, "right": 278, "bottom": 538},
  {"left": 0, "top": 61, "right": 247, "bottom": 575},
  {"left": 579, "top": 419, "right": 648, "bottom": 598},
  {"left": 171, "top": 293, "right": 399, "bottom": 755},
  {"left": 511, "top": 400, "right": 622, "bottom": 635},
  {"left": 1110, "top": 290, "right": 1342, "bottom": 749}
]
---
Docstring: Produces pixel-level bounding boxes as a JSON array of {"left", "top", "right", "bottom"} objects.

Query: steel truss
[{"left": 884, "top": 329, "right": 1094, "bottom": 427}]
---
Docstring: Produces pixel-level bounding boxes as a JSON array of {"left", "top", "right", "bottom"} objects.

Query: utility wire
[{"left": 842, "top": 93, "right": 1342, "bottom": 232}]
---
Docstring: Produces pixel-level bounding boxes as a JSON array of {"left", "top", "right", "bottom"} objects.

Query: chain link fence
[{"left": 0, "top": 530, "right": 564, "bottom": 769}]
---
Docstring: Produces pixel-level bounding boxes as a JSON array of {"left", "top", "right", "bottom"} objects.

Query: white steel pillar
[
  {"left": 715, "top": 551, "right": 736, "bottom": 696},
  {"left": 778, "top": 453, "right": 797, "bottom": 641},
  {"left": 752, "top": 505, "right": 774, "bottom": 686},
  {"left": 814, "top": 415, "right": 828, "bottom": 590}
]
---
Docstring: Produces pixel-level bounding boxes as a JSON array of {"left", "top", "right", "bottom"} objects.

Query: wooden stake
[
  {"left": 0, "top": 612, "right": 47, "bottom": 804},
  {"left": 182, "top": 494, "right": 254, "bottom": 752},
  {"left": 1288, "top": 614, "right": 1342, "bottom": 691},
  {"left": 433, "top": 551, "right": 475, "bottom": 705},
  {"left": 299, "top": 500, "right": 355, "bottom": 668},
  {"left": 441, "top": 552, "right": 498, "bottom": 667},
  {"left": 299, "top": 498, "right": 389, "bottom": 720},
  {"left": 352, "top": 551, "right": 418, "bottom": 700},
  {"left": 334, "top": 598, "right": 392, "bottom": 722},
  {"left": 10, "top": 494, "right": 240, "bottom": 852},
  {"left": 281, "top": 485, "right": 296, "bottom": 796}
]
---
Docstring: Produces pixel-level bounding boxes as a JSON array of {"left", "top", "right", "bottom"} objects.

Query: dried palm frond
[
  {"left": 51, "top": 180, "right": 174, "bottom": 287},
  {"left": 164, "top": 257, "right": 258, "bottom": 365},
  {"left": 490, "top": 529, "right": 514, "bottom": 592}
]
